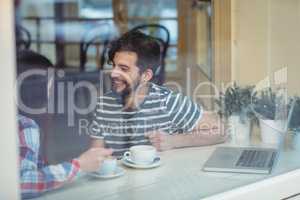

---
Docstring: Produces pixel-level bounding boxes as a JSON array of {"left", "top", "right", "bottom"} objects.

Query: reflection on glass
[
  {"left": 79, "top": 0, "right": 113, "bottom": 18},
  {"left": 127, "top": 0, "right": 177, "bottom": 18},
  {"left": 19, "top": 1, "right": 54, "bottom": 18},
  {"left": 13, "top": 1, "right": 300, "bottom": 200}
]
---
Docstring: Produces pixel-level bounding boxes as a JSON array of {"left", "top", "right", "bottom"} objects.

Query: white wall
[{"left": 232, "top": 0, "right": 300, "bottom": 95}]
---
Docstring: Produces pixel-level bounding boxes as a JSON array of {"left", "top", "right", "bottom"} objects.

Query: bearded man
[{"left": 90, "top": 31, "right": 226, "bottom": 157}]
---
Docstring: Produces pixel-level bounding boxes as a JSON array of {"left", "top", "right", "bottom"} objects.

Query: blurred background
[{"left": 14, "top": 0, "right": 300, "bottom": 164}]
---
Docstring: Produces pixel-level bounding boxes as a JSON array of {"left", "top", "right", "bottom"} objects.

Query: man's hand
[
  {"left": 77, "top": 148, "right": 113, "bottom": 172},
  {"left": 145, "top": 113, "right": 227, "bottom": 151},
  {"left": 197, "top": 112, "right": 222, "bottom": 130},
  {"left": 145, "top": 131, "right": 175, "bottom": 151},
  {"left": 196, "top": 112, "right": 227, "bottom": 138}
]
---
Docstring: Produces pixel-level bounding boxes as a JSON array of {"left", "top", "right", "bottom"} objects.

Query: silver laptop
[
  {"left": 202, "top": 98, "right": 297, "bottom": 174},
  {"left": 202, "top": 146, "right": 278, "bottom": 174}
]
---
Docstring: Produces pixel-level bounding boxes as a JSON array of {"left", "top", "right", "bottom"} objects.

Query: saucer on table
[
  {"left": 121, "top": 156, "right": 161, "bottom": 169},
  {"left": 89, "top": 167, "right": 125, "bottom": 179}
]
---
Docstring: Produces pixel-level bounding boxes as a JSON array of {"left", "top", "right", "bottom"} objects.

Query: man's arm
[
  {"left": 147, "top": 112, "right": 227, "bottom": 151},
  {"left": 21, "top": 147, "right": 112, "bottom": 199},
  {"left": 19, "top": 122, "right": 81, "bottom": 198},
  {"left": 20, "top": 157, "right": 81, "bottom": 199},
  {"left": 89, "top": 98, "right": 106, "bottom": 148},
  {"left": 19, "top": 116, "right": 112, "bottom": 199}
]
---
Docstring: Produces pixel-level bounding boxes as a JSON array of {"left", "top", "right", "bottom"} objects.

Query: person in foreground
[
  {"left": 19, "top": 115, "right": 112, "bottom": 199},
  {"left": 90, "top": 30, "right": 227, "bottom": 157}
]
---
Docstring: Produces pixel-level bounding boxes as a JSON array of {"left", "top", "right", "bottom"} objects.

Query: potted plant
[
  {"left": 216, "top": 83, "right": 255, "bottom": 145},
  {"left": 288, "top": 97, "right": 300, "bottom": 150},
  {"left": 253, "top": 88, "right": 287, "bottom": 146}
]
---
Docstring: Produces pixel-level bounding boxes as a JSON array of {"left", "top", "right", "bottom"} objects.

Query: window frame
[
  {"left": 3, "top": 0, "right": 300, "bottom": 199},
  {"left": 0, "top": 0, "right": 20, "bottom": 199}
]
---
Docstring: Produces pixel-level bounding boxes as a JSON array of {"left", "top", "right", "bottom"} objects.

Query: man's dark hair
[
  {"left": 16, "top": 49, "right": 53, "bottom": 75},
  {"left": 108, "top": 30, "right": 161, "bottom": 74},
  {"left": 16, "top": 50, "right": 53, "bottom": 111}
]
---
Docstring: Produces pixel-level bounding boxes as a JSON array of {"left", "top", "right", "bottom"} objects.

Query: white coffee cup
[
  {"left": 98, "top": 158, "right": 117, "bottom": 175},
  {"left": 123, "top": 145, "right": 157, "bottom": 165}
]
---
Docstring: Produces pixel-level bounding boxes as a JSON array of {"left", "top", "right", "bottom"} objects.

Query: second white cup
[
  {"left": 98, "top": 157, "right": 117, "bottom": 175},
  {"left": 123, "top": 145, "right": 157, "bottom": 165}
]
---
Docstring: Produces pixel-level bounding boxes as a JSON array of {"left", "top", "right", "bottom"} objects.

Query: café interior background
[{"left": 15, "top": 0, "right": 300, "bottom": 163}]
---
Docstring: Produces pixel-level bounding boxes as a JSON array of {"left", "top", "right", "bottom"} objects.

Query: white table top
[{"left": 35, "top": 132, "right": 300, "bottom": 200}]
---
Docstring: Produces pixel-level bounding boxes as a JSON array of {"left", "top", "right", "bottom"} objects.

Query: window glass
[
  {"left": 127, "top": 0, "right": 177, "bottom": 18},
  {"left": 127, "top": 0, "right": 177, "bottom": 72},
  {"left": 79, "top": 0, "right": 113, "bottom": 18},
  {"left": 13, "top": 1, "right": 300, "bottom": 200}
]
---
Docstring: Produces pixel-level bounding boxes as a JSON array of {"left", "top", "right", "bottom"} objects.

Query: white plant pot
[
  {"left": 228, "top": 115, "right": 251, "bottom": 146},
  {"left": 259, "top": 119, "right": 285, "bottom": 147}
]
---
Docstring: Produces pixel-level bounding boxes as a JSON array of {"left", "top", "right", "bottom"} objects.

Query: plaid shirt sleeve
[{"left": 18, "top": 116, "right": 81, "bottom": 199}]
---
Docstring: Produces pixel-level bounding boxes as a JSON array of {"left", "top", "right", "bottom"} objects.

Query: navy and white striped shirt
[{"left": 90, "top": 83, "right": 203, "bottom": 156}]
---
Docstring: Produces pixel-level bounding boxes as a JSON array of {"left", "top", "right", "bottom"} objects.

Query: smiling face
[
  {"left": 107, "top": 31, "right": 160, "bottom": 96},
  {"left": 110, "top": 51, "right": 143, "bottom": 96}
]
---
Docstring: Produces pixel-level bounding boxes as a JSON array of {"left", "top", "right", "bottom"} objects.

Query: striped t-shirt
[{"left": 90, "top": 83, "right": 203, "bottom": 156}]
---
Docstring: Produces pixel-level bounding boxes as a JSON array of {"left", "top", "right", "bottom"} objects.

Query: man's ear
[{"left": 142, "top": 69, "right": 153, "bottom": 82}]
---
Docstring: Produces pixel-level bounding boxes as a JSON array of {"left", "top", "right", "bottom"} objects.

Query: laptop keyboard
[{"left": 235, "top": 150, "right": 274, "bottom": 168}]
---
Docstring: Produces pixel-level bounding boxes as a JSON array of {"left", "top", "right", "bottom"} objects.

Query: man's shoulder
[
  {"left": 18, "top": 115, "right": 40, "bottom": 147},
  {"left": 96, "top": 91, "right": 123, "bottom": 111},
  {"left": 151, "top": 84, "right": 187, "bottom": 100},
  {"left": 18, "top": 115, "right": 39, "bottom": 130},
  {"left": 149, "top": 83, "right": 173, "bottom": 97}
]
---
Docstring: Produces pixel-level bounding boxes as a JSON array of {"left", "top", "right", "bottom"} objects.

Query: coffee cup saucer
[
  {"left": 89, "top": 166, "right": 125, "bottom": 179},
  {"left": 121, "top": 156, "right": 161, "bottom": 169}
]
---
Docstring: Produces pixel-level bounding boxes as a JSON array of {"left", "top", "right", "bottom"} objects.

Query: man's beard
[{"left": 111, "top": 77, "right": 142, "bottom": 105}]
